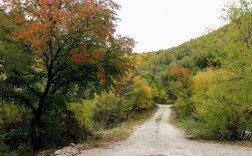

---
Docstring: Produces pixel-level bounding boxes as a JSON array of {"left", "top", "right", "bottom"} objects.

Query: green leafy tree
[{"left": 0, "top": 0, "right": 134, "bottom": 151}]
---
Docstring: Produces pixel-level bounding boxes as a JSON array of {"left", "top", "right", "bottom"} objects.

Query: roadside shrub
[
  {"left": 93, "top": 92, "right": 123, "bottom": 129},
  {"left": 68, "top": 100, "right": 95, "bottom": 136},
  {"left": 195, "top": 90, "right": 252, "bottom": 141},
  {"left": 123, "top": 80, "right": 154, "bottom": 116},
  {"left": 187, "top": 69, "right": 252, "bottom": 141},
  {"left": 174, "top": 98, "right": 195, "bottom": 118}
]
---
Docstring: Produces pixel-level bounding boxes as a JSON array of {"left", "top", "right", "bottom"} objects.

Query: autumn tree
[
  {"left": 169, "top": 66, "right": 193, "bottom": 117},
  {"left": 169, "top": 66, "right": 191, "bottom": 99},
  {"left": 0, "top": 0, "right": 134, "bottom": 151}
]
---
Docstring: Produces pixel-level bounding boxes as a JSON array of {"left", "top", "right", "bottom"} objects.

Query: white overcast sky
[{"left": 113, "top": 0, "right": 238, "bottom": 53}]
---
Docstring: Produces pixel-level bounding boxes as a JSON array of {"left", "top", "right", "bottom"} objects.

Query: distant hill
[{"left": 136, "top": 24, "right": 230, "bottom": 102}]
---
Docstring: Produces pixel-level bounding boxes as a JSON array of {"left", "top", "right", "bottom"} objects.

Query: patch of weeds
[{"left": 155, "top": 114, "right": 163, "bottom": 124}]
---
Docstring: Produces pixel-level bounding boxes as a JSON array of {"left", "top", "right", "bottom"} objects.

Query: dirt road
[{"left": 79, "top": 105, "right": 252, "bottom": 156}]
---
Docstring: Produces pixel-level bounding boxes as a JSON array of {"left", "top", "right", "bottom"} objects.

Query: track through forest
[{"left": 79, "top": 105, "right": 252, "bottom": 156}]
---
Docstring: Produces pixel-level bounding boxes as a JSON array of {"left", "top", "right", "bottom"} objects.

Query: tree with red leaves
[{"left": 0, "top": 0, "right": 134, "bottom": 151}]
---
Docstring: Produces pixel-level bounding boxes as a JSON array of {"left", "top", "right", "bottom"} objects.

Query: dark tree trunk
[{"left": 30, "top": 100, "right": 44, "bottom": 152}]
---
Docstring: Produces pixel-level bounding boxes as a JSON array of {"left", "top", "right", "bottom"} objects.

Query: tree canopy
[{"left": 0, "top": 0, "right": 134, "bottom": 151}]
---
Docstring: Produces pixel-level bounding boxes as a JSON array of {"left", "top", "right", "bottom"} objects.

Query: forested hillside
[{"left": 140, "top": 0, "right": 252, "bottom": 141}]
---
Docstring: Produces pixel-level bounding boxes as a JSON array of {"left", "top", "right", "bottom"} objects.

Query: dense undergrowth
[{"left": 0, "top": 93, "right": 156, "bottom": 156}]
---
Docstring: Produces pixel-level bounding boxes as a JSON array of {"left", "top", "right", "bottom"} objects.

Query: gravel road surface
[{"left": 79, "top": 105, "right": 252, "bottom": 156}]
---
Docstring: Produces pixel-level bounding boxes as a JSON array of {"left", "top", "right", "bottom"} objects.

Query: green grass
[{"left": 173, "top": 117, "right": 203, "bottom": 138}]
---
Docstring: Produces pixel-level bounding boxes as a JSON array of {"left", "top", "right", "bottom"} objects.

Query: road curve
[{"left": 79, "top": 105, "right": 252, "bottom": 156}]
